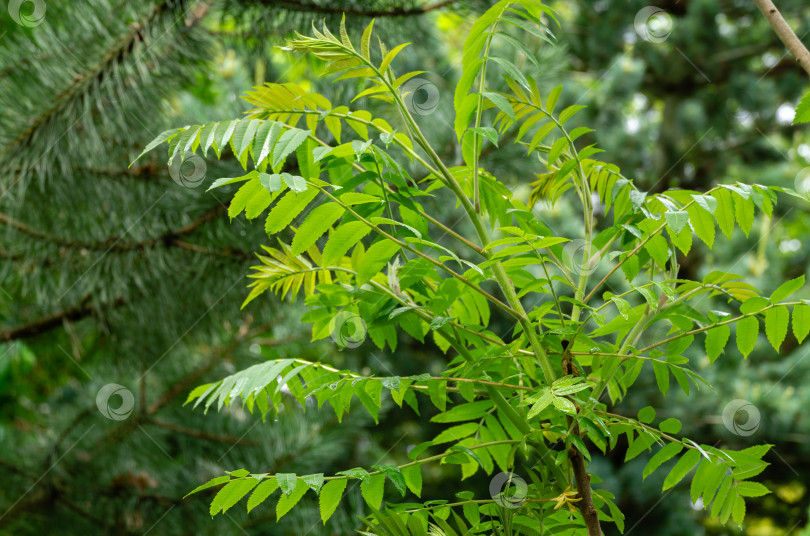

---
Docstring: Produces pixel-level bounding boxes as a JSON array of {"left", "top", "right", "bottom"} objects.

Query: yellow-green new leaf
[
  {"left": 691, "top": 460, "right": 722, "bottom": 504},
  {"left": 356, "top": 239, "right": 400, "bottom": 284},
  {"left": 273, "top": 129, "right": 311, "bottom": 170},
  {"left": 733, "top": 191, "right": 755, "bottom": 237},
  {"left": 705, "top": 324, "right": 730, "bottom": 363},
  {"left": 276, "top": 481, "right": 308, "bottom": 520},
  {"left": 665, "top": 210, "right": 689, "bottom": 234},
  {"left": 361, "top": 473, "right": 385, "bottom": 509},
  {"left": 432, "top": 423, "right": 479, "bottom": 444},
  {"left": 276, "top": 473, "right": 297, "bottom": 496},
  {"left": 526, "top": 389, "right": 554, "bottom": 418},
  {"left": 132, "top": 128, "right": 181, "bottom": 165},
  {"left": 765, "top": 306, "right": 789, "bottom": 351},
  {"left": 247, "top": 478, "right": 279, "bottom": 513},
  {"left": 546, "top": 85, "right": 562, "bottom": 114},
  {"left": 290, "top": 203, "right": 345, "bottom": 256},
  {"left": 265, "top": 189, "right": 319, "bottom": 235},
  {"left": 254, "top": 121, "right": 283, "bottom": 166},
  {"left": 319, "top": 479, "right": 347, "bottom": 524},
  {"left": 360, "top": 20, "right": 374, "bottom": 60},
  {"left": 379, "top": 42, "right": 410, "bottom": 73},
  {"left": 736, "top": 316, "right": 759, "bottom": 358},
  {"left": 732, "top": 496, "right": 746, "bottom": 526},
  {"left": 736, "top": 481, "right": 769, "bottom": 497},
  {"left": 793, "top": 304, "right": 810, "bottom": 343},
  {"left": 322, "top": 221, "right": 371, "bottom": 266},
  {"left": 339, "top": 14, "right": 353, "bottom": 49},
  {"left": 713, "top": 188, "right": 735, "bottom": 239},
  {"left": 710, "top": 476, "right": 733, "bottom": 518},
  {"left": 210, "top": 478, "right": 260, "bottom": 516},
  {"left": 302, "top": 473, "right": 325, "bottom": 494},
  {"left": 233, "top": 118, "right": 260, "bottom": 159},
  {"left": 244, "top": 187, "right": 274, "bottom": 220},
  {"left": 552, "top": 395, "right": 576, "bottom": 415},
  {"left": 643, "top": 442, "right": 683, "bottom": 479},
  {"left": 686, "top": 203, "right": 715, "bottom": 248},
  {"left": 339, "top": 192, "right": 382, "bottom": 206},
  {"left": 213, "top": 119, "right": 237, "bottom": 158},
  {"left": 185, "top": 475, "right": 229, "bottom": 498},
  {"left": 228, "top": 174, "right": 262, "bottom": 219},
  {"left": 770, "top": 275, "right": 804, "bottom": 303},
  {"left": 401, "top": 464, "right": 422, "bottom": 497},
  {"left": 662, "top": 449, "right": 701, "bottom": 491}
]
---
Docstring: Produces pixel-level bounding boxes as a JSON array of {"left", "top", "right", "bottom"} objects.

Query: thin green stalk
[
  {"left": 371, "top": 152, "right": 398, "bottom": 239},
  {"left": 486, "top": 384, "right": 569, "bottom": 491},
  {"left": 638, "top": 301, "right": 801, "bottom": 353},
  {"left": 589, "top": 307, "right": 653, "bottom": 402},
  {"left": 390, "top": 88, "right": 557, "bottom": 384},
  {"left": 301, "top": 128, "right": 487, "bottom": 259},
  {"left": 320, "top": 440, "right": 519, "bottom": 481},
  {"left": 402, "top": 497, "right": 555, "bottom": 514},
  {"left": 526, "top": 239, "right": 566, "bottom": 327},
  {"left": 315, "top": 184, "right": 525, "bottom": 320},
  {"left": 582, "top": 186, "right": 720, "bottom": 305},
  {"left": 471, "top": 6, "right": 507, "bottom": 212}
]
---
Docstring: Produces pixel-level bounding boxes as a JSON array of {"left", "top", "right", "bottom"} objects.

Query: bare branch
[
  {"left": 752, "top": 0, "right": 810, "bottom": 76},
  {"left": 147, "top": 418, "right": 260, "bottom": 445},
  {"left": 0, "top": 297, "right": 123, "bottom": 342},
  {"left": 0, "top": 206, "right": 221, "bottom": 252}
]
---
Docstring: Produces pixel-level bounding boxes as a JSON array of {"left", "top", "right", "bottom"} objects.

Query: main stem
[
  {"left": 570, "top": 448, "right": 602, "bottom": 535},
  {"left": 395, "top": 92, "right": 557, "bottom": 385},
  {"left": 388, "top": 66, "right": 601, "bottom": 532}
]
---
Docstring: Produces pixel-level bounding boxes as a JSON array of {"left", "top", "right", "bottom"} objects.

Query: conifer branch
[
  {"left": 267, "top": 0, "right": 456, "bottom": 17},
  {"left": 0, "top": 206, "right": 221, "bottom": 252}
]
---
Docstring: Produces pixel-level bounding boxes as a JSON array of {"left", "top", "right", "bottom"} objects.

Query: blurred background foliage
[{"left": 0, "top": 0, "right": 809, "bottom": 534}]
